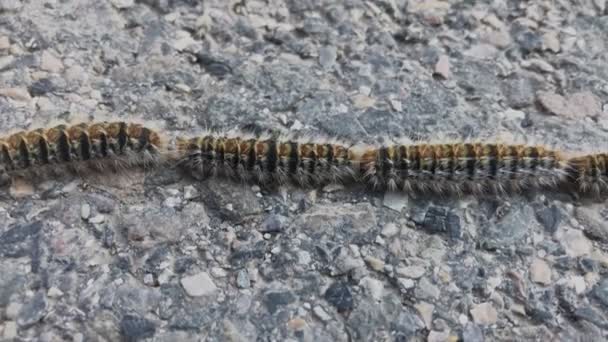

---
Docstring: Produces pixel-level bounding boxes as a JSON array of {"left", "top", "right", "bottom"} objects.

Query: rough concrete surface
[{"left": 1, "top": 0, "right": 608, "bottom": 341}]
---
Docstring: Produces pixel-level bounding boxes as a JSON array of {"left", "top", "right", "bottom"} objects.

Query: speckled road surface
[{"left": 1, "top": 1, "right": 608, "bottom": 341}]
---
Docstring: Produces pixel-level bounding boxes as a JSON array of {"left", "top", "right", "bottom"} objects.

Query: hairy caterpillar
[
  {"left": 176, "top": 133, "right": 356, "bottom": 187},
  {"left": 0, "top": 121, "right": 164, "bottom": 184},
  {"left": 2, "top": 120, "right": 607, "bottom": 197},
  {"left": 359, "top": 142, "right": 571, "bottom": 194},
  {"left": 176, "top": 133, "right": 581, "bottom": 195},
  {"left": 566, "top": 153, "right": 608, "bottom": 195}
]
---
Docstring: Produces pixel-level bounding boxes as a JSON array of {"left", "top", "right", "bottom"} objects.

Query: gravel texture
[{"left": 1, "top": 0, "right": 608, "bottom": 341}]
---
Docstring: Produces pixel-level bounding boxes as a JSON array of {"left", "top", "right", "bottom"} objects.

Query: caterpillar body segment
[
  {"left": 0, "top": 121, "right": 165, "bottom": 181},
  {"left": 360, "top": 142, "right": 571, "bottom": 195},
  {"left": 176, "top": 133, "right": 357, "bottom": 188},
  {"left": 566, "top": 153, "right": 608, "bottom": 196}
]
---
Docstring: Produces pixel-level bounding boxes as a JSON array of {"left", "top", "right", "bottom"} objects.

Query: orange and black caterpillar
[
  {"left": 0, "top": 121, "right": 163, "bottom": 182},
  {"left": 2, "top": 120, "right": 608, "bottom": 197},
  {"left": 359, "top": 142, "right": 571, "bottom": 194},
  {"left": 176, "top": 133, "right": 576, "bottom": 194},
  {"left": 566, "top": 153, "right": 608, "bottom": 195},
  {"left": 176, "top": 133, "right": 356, "bottom": 187}
]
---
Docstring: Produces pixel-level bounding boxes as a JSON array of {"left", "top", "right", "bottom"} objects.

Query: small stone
[
  {"left": 381, "top": 222, "right": 399, "bottom": 237},
  {"left": 352, "top": 94, "right": 376, "bottom": 109},
  {"left": 183, "top": 185, "right": 198, "bottom": 200},
  {"left": 390, "top": 99, "right": 403, "bottom": 112},
  {"left": 89, "top": 215, "right": 105, "bottom": 224},
  {"left": 572, "top": 275, "right": 586, "bottom": 295},
  {"left": 521, "top": 58, "right": 554, "bottom": 73},
  {"left": 422, "top": 206, "right": 461, "bottom": 239},
  {"left": 561, "top": 229, "right": 593, "bottom": 257},
  {"left": 0, "top": 36, "right": 9, "bottom": 49},
  {"left": 416, "top": 277, "right": 440, "bottom": 300},
  {"left": 383, "top": 192, "right": 408, "bottom": 212},
  {"left": 180, "top": 272, "right": 218, "bottom": 297},
  {"left": 501, "top": 77, "right": 535, "bottom": 109},
  {"left": 464, "top": 44, "right": 498, "bottom": 59},
  {"left": 530, "top": 258, "right": 552, "bottom": 285},
  {"left": 396, "top": 265, "right": 426, "bottom": 279},
  {"left": 398, "top": 278, "right": 415, "bottom": 290},
  {"left": 313, "top": 306, "right": 331, "bottom": 322},
  {"left": 40, "top": 51, "right": 64, "bottom": 73},
  {"left": 364, "top": 256, "right": 385, "bottom": 272},
  {"left": 427, "top": 330, "right": 451, "bottom": 342},
  {"left": 2, "top": 321, "right": 17, "bottom": 339},
  {"left": 415, "top": 302, "right": 434, "bottom": 328},
  {"left": 236, "top": 270, "right": 250, "bottom": 289},
  {"left": 17, "top": 292, "right": 47, "bottom": 328},
  {"left": 143, "top": 274, "right": 154, "bottom": 285},
  {"left": 47, "top": 286, "right": 63, "bottom": 298},
  {"left": 569, "top": 92, "right": 602, "bottom": 118},
  {"left": 81, "top": 203, "right": 91, "bottom": 220},
  {"left": 211, "top": 267, "right": 228, "bottom": 278},
  {"left": 9, "top": 179, "right": 34, "bottom": 197},
  {"left": 593, "top": 278, "right": 608, "bottom": 308},
  {"left": 535, "top": 205, "right": 561, "bottom": 234},
  {"left": 5, "top": 302, "right": 21, "bottom": 319},
  {"left": 542, "top": 32, "right": 560, "bottom": 52},
  {"left": 120, "top": 314, "right": 155, "bottom": 341},
  {"left": 359, "top": 277, "right": 384, "bottom": 301},
  {"left": 0, "top": 87, "right": 32, "bottom": 102},
  {"left": 462, "top": 323, "right": 484, "bottom": 342},
  {"left": 163, "top": 195, "right": 182, "bottom": 208},
  {"left": 324, "top": 282, "right": 354, "bottom": 312},
  {"left": 576, "top": 206, "right": 608, "bottom": 242},
  {"left": 538, "top": 91, "right": 602, "bottom": 118},
  {"left": 318, "top": 45, "right": 337, "bottom": 69},
  {"left": 287, "top": 317, "right": 307, "bottom": 331},
  {"left": 0, "top": 55, "right": 14, "bottom": 70},
  {"left": 110, "top": 0, "right": 135, "bottom": 9},
  {"left": 470, "top": 302, "right": 498, "bottom": 325},
  {"left": 172, "top": 31, "right": 197, "bottom": 51},
  {"left": 433, "top": 55, "right": 450, "bottom": 79}
]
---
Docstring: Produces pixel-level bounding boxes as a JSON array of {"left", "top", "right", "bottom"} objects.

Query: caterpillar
[
  {"left": 0, "top": 121, "right": 165, "bottom": 184},
  {"left": 176, "top": 133, "right": 580, "bottom": 195},
  {"left": 175, "top": 133, "right": 356, "bottom": 187},
  {"left": 2, "top": 120, "right": 607, "bottom": 197}
]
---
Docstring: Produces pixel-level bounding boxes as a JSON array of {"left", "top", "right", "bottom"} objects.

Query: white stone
[
  {"left": 359, "top": 277, "right": 384, "bottom": 301},
  {"left": 434, "top": 55, "right": 450, "bottom": 79},
  {"left": 313, "top": 306, "right": 331, "bottom": 322},
  {"left": 561, "top": 229, "right": 593, "bottom": 257},
  {"left": 398, "top": 278, "right": 415, "bottom": 290},
  {"left": 81, "top": 203, "right": 91, "bottom": 220},
  {"left": 415, "top": 301, "right": 434, "bottom": 328},
  {"left": 0, "top": 87, "right": 31, "bottom": 102},
  {"left": 172, "top": 31, "right": 197, "bottom": 51},
  {"left": 529, "top": 258, "right": 552, "bottom": 285},
  {"left": 396, "top": 265, "right": 426, "bottom": 279},
  {"left": 40, "top": 51, "right": 64, "bottom": 73},
  {"left": 364, "top": 256, "right": 385, "bottom": 272},
  {"left": 470, "top": 302, "right": 498, "bottom": 325},
  {"left": 89, "top": 215, "right": 105, "bottom": 224},
  {"left": 2, "top": 321, "right": 17, "bottom": 339},
  {"left": 181, "top": 272, "right": 218, "bottom": 297},
  {"left": 0, "top": 55, "right": 14, "bottom": 70},
  {"left": 571, "top": 275, "right": 586, "bottom": 294},
  {"left": 0, "top": 36, "right": 10, "bottom": 50},
  {"left": 381, "top": 223, "right": 399, "bottom": 237},
  {"left": 110, "top": 0, "right": 134, "bottom": 9},
  {"left": 47, "top": 286, "right": 64, "bottom": 298}
]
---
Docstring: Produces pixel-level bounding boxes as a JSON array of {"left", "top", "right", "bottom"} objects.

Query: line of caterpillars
[{"left": 1, "top": 121, "right": 606, "bottom": 195}]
